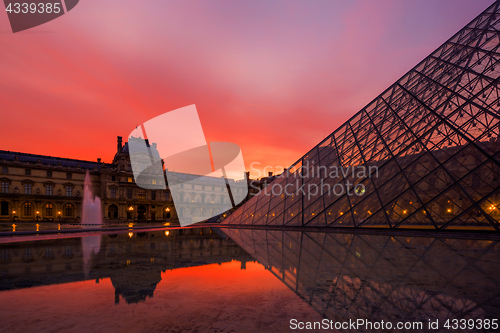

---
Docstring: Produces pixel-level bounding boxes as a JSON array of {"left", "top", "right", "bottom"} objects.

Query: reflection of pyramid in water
[
  {"left": 220, "top": 228, "right": 500, "bottom": 329},
  {"left": 223, "top": 1, "right": 500, "bottom": 231}
]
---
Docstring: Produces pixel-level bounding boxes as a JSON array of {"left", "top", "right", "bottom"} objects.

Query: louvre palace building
[{"left": 0, "top": 136, "right": 186, "bottom": 223}]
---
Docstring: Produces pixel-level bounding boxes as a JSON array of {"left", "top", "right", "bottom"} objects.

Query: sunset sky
[{"left": 0, "top": 0, "right": 495, "bottom": 178}]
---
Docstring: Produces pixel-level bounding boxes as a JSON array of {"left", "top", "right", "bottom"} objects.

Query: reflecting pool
[{"left": 0, "top": 227, "right": 499, "bottom": 332}]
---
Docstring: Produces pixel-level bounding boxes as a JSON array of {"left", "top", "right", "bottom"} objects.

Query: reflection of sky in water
[{"left": 0, "top": 227, "right": 499, "bottom": 332}]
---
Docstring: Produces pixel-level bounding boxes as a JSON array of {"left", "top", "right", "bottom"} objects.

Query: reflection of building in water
[
  {"left": 221, "top": 228, "right": 500, "bottom": 331},
  {"left": 222, "top": 2, "right": 500, "bottom": 231},
  {"left": 0, "top": 228, "right": 253, "bottom": 304}
]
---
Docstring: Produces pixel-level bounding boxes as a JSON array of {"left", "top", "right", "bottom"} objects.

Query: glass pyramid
[{"left": 223, "top": 1, "right": 500, "bottom": 231}]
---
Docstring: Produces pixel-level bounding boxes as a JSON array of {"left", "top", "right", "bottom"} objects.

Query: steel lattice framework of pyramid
[{"left": 222, "top": 1, "right": 500, "bottom": 231}]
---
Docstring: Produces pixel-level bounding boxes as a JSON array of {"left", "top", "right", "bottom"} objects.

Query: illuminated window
[
  {"left": 138, "top": 189, "right": 146, "bottom": 199},
  {"left": 46, "top": 203, "right": 53, "bottom": 216},
  {"left": 1, "top": 182, "right": 8, "bottom": 193},
  {"left": 152, "top": 179, "right": 157, "bottom": 185},
  {"left": 128, "top": 177, "right": 133, "bottom": 183},
  {"left": 66, "top": 186, "right": 72, "bottom": 197},
  {"left": 46, "top": 185, "right": 53, "bottom": 196},
  {"left": 23, "top": 202, "right": 32, "bottom": 216}
]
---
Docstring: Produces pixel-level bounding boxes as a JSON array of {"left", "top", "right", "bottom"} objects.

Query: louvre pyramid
[{"left": 223, "top": 1, "right": 500, "bottom": 231}]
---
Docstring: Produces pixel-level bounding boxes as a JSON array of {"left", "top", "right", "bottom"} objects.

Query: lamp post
[
  {"left": 36, "top": 211, "right": 40, "bottom": 222},
  {"left": 12, "top": 210, "right": 17, "bottom": 222}
]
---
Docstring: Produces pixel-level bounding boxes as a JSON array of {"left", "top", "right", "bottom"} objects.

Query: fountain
[
  {"left": 82, "top": 171, "right": 103, "bottom": 226},
  {"left": 81, "top": 171, "right": 102, "bottom": 277}
]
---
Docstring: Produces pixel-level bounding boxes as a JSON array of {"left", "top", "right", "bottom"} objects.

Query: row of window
[
  {"left": 1, "top": 167, "right": 74, "bottom": 179},
  {"left": 1, "top": 167, "right": 142, "bottom": 185},
  {"left": 114, "top": 188, "right": 165, "bottom": 200},
  {"left": 1, "top": 182, "right": 73, "bottom": 196},
  {"left": 0, "top": 201, "right": 74, "bottom": 217},
  {"left": 1, "top": 181, "right": 172, "bottom": 200}
]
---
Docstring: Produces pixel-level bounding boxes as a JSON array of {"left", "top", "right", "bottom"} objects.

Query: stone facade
[{"left": 0, "top": 137, "right": 177, "bottom": 222}]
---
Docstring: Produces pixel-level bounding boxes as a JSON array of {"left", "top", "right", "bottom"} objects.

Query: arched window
[
  {"left": 108, "top": 204, "right": 118, "bottom": 219},
  {"left": 63, "top": 203, "right": 74, "bottom": 217},
  {"left": 23, "top": 202, "right": 32, "bottom": 216},
  {"left": 45, "top": 203, "right": 54, "bottom": 217}
]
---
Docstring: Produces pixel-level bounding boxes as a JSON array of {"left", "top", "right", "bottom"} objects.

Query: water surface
[{"left": 0, "top": 227, "right": 499, "bottom": 332}]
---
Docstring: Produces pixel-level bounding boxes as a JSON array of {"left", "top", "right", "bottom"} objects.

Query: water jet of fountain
[
  {"left": 81, "top": 171, "right": 102, "bottom": 277},
  {"left": 82, "top": 171, "right": 103, "bottom": 226}
]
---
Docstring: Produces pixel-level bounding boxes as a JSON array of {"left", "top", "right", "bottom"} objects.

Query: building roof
[{"left": 0, "top": 150, "right": 114, "bottom": 170}]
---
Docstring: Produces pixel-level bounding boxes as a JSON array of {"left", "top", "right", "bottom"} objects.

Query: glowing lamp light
[
  {"left": 403, "top": 210, "right": 407, "bottom": 214},
  {"left": 165, "top": 231, "right": 170, "bottom": 236},
  {"left": 165, "top": 207, "right": 170, "bottom": 212},
  {"left": 447, "top": 208, "right": 452, "bottom": 213},
  {"left": 128, "top": 206, "right": 134, "bottom": 211},
  {"left": 36, "top": 224, "right": 40, "bottom": 231},
  {"left": 36, "top": 211, "right": 39, "bottom": 215},
  {"left": 58, "top": 211, "right": 61, "bottom": 215},
  {"left": 12, "top": 224, "right": 17, "bottom": 232},
  {"left": 128, "top": 232, "right": 133, "bottom": 238},
  {"left": 128, "top": 223, "right": 134, "bottom": 228},
  {"left": 12, "top": 211, "right": 16, "bottom": 214}
]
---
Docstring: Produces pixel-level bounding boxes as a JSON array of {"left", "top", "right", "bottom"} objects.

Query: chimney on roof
[
  {"left": 268, "top": 171, "right": 273, "bottom": 177},
  {"left": 152, "top": 142, "right": 157, "bottom": 149},
  {"left": 246, "top": 171, "right": 250, "bottom": 180},
  {"left": 117, "top": 136, "right": 123, "bottom": 152},
  {"left": 97, "top": 158, "right": 101, "bottom": 163}
]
